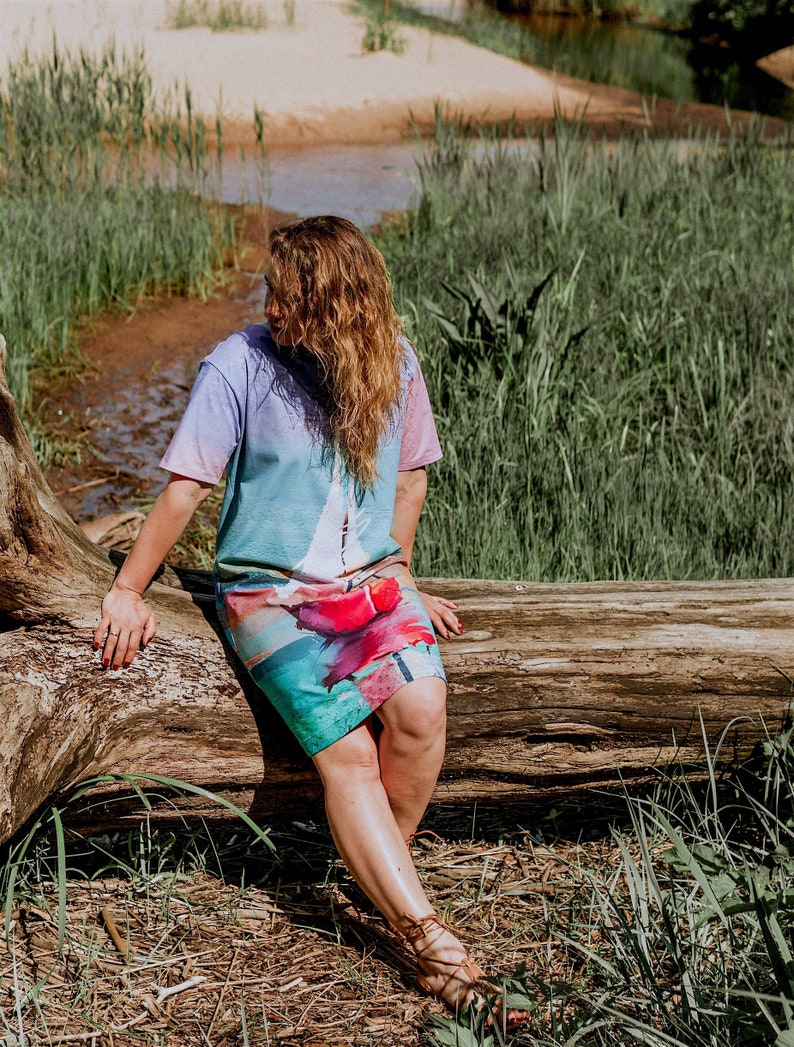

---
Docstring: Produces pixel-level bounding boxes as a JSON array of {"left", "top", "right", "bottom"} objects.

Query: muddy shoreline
[{"left": 41, "top": 207, "right": 278, "bottom": 524}]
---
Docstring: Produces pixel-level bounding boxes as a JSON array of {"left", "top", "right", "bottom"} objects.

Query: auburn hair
[{"left": 267, "top": 215, "right": 405, "bottom": 491}]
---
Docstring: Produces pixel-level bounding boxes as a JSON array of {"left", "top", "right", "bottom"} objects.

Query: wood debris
[{"left": 0, "top": 816, "right": 617, "bottom": 1044}]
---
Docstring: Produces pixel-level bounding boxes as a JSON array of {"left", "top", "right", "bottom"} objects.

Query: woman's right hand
[
  {"left": 94, "top": 585, "right": 157, "bottom": 670},
  {"left": 89, "top": 475, "right": 213, "bottom": 669}
]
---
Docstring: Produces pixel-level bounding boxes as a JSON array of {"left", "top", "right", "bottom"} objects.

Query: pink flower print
[
  {"left": 295, "top": 576, "right": 402, "bottom": 635},
  {"left": 295, "top": 578, "right": 434, "bottom": 688}
]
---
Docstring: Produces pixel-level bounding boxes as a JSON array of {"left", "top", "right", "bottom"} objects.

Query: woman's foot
[{"left": 399, "top": 913, "right": 530, "bottom": 1031}]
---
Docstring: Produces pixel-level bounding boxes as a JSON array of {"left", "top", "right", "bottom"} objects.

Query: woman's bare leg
[
  {"left": 313, "top": 720, "right": 432, "bottom": 925},
  {"left": 313, "top": 719, "right": 477, "bottom": 977},
  {"left": 374, "top": 677, "right": 447, "bottom": 842},
  {"left": 313, "top": 714, "right": 528, "bottom": 1026}
]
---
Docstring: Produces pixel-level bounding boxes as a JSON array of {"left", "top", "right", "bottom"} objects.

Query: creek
[
  {"left": 56, "top": 6, "right": 793, "bottom": 524},
  {"left": 220, "top": 142, "right": 426, "bottom": 229},
  {"left": 218, "top": 3, "right": 793, "bottom": 222}
]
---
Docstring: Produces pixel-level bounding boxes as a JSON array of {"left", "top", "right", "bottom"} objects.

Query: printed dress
[{"left": 160, "top": 324, "right": 446, "bottom": 755}]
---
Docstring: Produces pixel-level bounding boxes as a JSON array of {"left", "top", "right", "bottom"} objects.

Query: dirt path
[{"left": 41, "top": 207, "right": 278, "bottom": 523}]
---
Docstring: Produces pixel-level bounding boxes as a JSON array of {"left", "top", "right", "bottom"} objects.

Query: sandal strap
[
  {"left": 399, "top": 914, "right": 531, "bottom": 1032},
  {"left": 417, "top": 954, "right": 482, "bottom": 1004},
  {"left": 419, "top": 962, "right": 530, "bottom": 1031},
  {"left": 401, "top": 913, "right": 480, "bottom": 1007},
  {"left": 398, "top": 912, "right": 447, "bottom": 948}
]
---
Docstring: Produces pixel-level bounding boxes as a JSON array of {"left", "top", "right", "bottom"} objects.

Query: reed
[
  {"left": 364, "top": 0, "right": 693, "bottom": 35},
  {"left": 424, "top": 714, "right": 794, "bottom": 1046},
  {"left": 5, "top": 729, "right": 793, "bottom": 1044},
  {"left": 165, "top": 0, "right": 270, "bottom": 31},
  {"left": 0, "top": 44, "right": 244, "bottom": 412},
  {"left": 378, "top": 116, "right": 794, "bottom": 583},
  {"left": 358, "top": 0, "right": 793, "bottom": 110},
  {"left": 561, "top": 715, "right": 794, "bottom": 1046},
  {"left": 0, "top": 776, "right": 276, "bottom": 1045}
]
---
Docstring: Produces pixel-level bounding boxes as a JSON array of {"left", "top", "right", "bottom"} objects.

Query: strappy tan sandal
[
  {"left": 405, "top": 829, "right": 443, "bottom": 851},
  {"left": 399, "top": 912, "right": 530, "bottom": 1032}
]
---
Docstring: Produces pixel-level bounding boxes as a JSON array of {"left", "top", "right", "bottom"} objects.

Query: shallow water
[
  {"left": 215, "top": 137, "right": 707, "bottom": 228},
  {"left": 510, "top": 12, "right": 794, "bottom": 121},
  {"left": 217, "top": 142, "right": 426, "bottom": 228},
  {"left": 61, "top": 131, "right": 740, "bottom": 525},
  {"left": 61, "top": 279, "right": 269, "bottom": 522}
]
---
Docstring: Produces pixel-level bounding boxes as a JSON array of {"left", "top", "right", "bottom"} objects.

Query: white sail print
[
  {"left": 341, "top": 481, "right": 372, "bottom": 571},
  {"left": 292, "top": 453, "right": 348, "bottom": 582}
]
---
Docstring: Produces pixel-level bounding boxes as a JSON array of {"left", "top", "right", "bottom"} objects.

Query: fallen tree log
[{"left": 1, "top": 332, "right": 792, "bottom": 844}]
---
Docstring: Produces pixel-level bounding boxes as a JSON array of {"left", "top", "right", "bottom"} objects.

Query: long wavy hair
[{"left": 267, "top": 215, "right": 405, "bottom": 491}]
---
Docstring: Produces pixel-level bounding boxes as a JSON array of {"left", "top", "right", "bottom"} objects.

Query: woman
[{"left": 94, "top": 215, "right": 527, "bottom": 1029}]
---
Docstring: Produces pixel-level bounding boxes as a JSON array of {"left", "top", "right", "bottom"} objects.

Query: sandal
[
  {"left": 405, "top": 829, "right": 443, "bottom": 851},
  {"left": 399, "top": 912, "right": 530, "bottom": 1032}
]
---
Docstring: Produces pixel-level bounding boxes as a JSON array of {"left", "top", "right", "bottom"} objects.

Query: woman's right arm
[{"left": 94, "top": 473, "right": 214, "bottom": 670}]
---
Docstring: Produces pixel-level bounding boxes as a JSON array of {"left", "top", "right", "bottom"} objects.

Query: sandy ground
[{"left": 2, "top": 0, "right": 788, "bottom": 148}]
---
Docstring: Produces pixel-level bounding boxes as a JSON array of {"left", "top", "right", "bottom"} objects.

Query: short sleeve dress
[{"left": 160, "top": 323, "right": 446, "bottom": 756}]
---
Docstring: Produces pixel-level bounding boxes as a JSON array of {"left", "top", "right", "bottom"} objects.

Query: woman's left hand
[{"left": 420, "top": 591, "right": 463, "bottom": 639}]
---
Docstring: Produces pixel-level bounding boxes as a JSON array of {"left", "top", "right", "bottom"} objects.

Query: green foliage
[
  {"left": 2, "top": 774, "right": 274, "bottom": 949},
  {"left": 643, "top": 0, "right": 695, "bottom": 27},
  {"left": 0, "top": 44, "right": 243, "bottom": 408},
  {"left": 361, "top": 12, "right": 407, "bottom": 53},
  {"left": 378, "top": 116, "right": 794, "bottom": 583},
  {"left": 165, "top": 0, "right": 269, "bottom": 31},
  {"left": 358, "top": 0, "right": 700, "bottom": 105},
  {"left": 426, "top": 965, "right": 540, "bottom": 1046},
  {"left": 0, "top": 776, "right": 279, "bottom": 1044},
  {"left": 422, "top": 714, "right": 794, "bottom": 1044},
  {"left": 573, "top": 716, "right": 794, "bottom": 1045},
  {"left": 361, "top": 0, "right": 794, "bottom": 115},
  {"left": 484, "top": 0, "right": 794, "bottom": 43},
  {"left": 691, "top": 0, "right": 794, "bottom": 55}
]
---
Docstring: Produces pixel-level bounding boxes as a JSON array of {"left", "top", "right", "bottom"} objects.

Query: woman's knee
[
  {"left": 312, "top": 721, "right": 381, "bottom": 787},
  {"left": 378, "top": 677, "right": 447, "bottom": 747}
]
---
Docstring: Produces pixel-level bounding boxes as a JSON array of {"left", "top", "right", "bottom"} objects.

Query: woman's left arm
[{"left": 392, "top": 467, "right": 463, "bottom": 639}]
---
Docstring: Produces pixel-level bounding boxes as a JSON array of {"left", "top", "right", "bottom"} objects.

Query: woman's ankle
[
  {"left": 395, "top": 910, "right": 441, "bottom": 942},
  {"left": 398, "top": 913, "right": 470, "bottom": 968}
]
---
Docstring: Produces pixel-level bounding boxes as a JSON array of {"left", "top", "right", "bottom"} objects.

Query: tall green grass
[
  {"left": 425, "top": 707, "right": 794, "bottom": 1042},
  {"left": 0, "top": 775, "right": 275, "bottom": 1045},
  {"left": 166, "top": 0, "right": 269, "bottom": 31},
  {"left": 359, "top": 0, "right": 794, "bottom": 117},
  {"left": 165, "top": 0, "right": 298, "bottom": 31},
  {"left": 424, "top": 714, "right": 794, "bottom": 1047},
  {"left": 0, "top": 45, "right": 243, "bottom": 411},
  {"left": 559, "top": 716, "right": 794, "bottom": 1046},
  {"left": 489, "top": 0, "right": 694, "bottom": 23},
  {"left": 492, "top": 13, "right": 697, "bottom": 100},
  {"left": 378, "top": 116, "right": 794, "bottom": 582}
]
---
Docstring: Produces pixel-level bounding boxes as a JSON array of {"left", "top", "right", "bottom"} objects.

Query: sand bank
[{"left": 1, "top": 0, "right": 784, "bottom": 148}]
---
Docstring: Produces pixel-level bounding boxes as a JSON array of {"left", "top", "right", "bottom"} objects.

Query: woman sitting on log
[{"left": 93, "top": 214, "right": 528, "bottom": 1030}]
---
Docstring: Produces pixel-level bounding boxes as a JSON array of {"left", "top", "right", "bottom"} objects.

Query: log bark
[{"left": 1, "top": 332, "right": 792, "bottom": 844}]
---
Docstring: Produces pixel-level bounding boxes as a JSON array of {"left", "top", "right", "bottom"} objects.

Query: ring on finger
[{"left": 109, "top": 631, "right": 120, "bottom": 636}]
